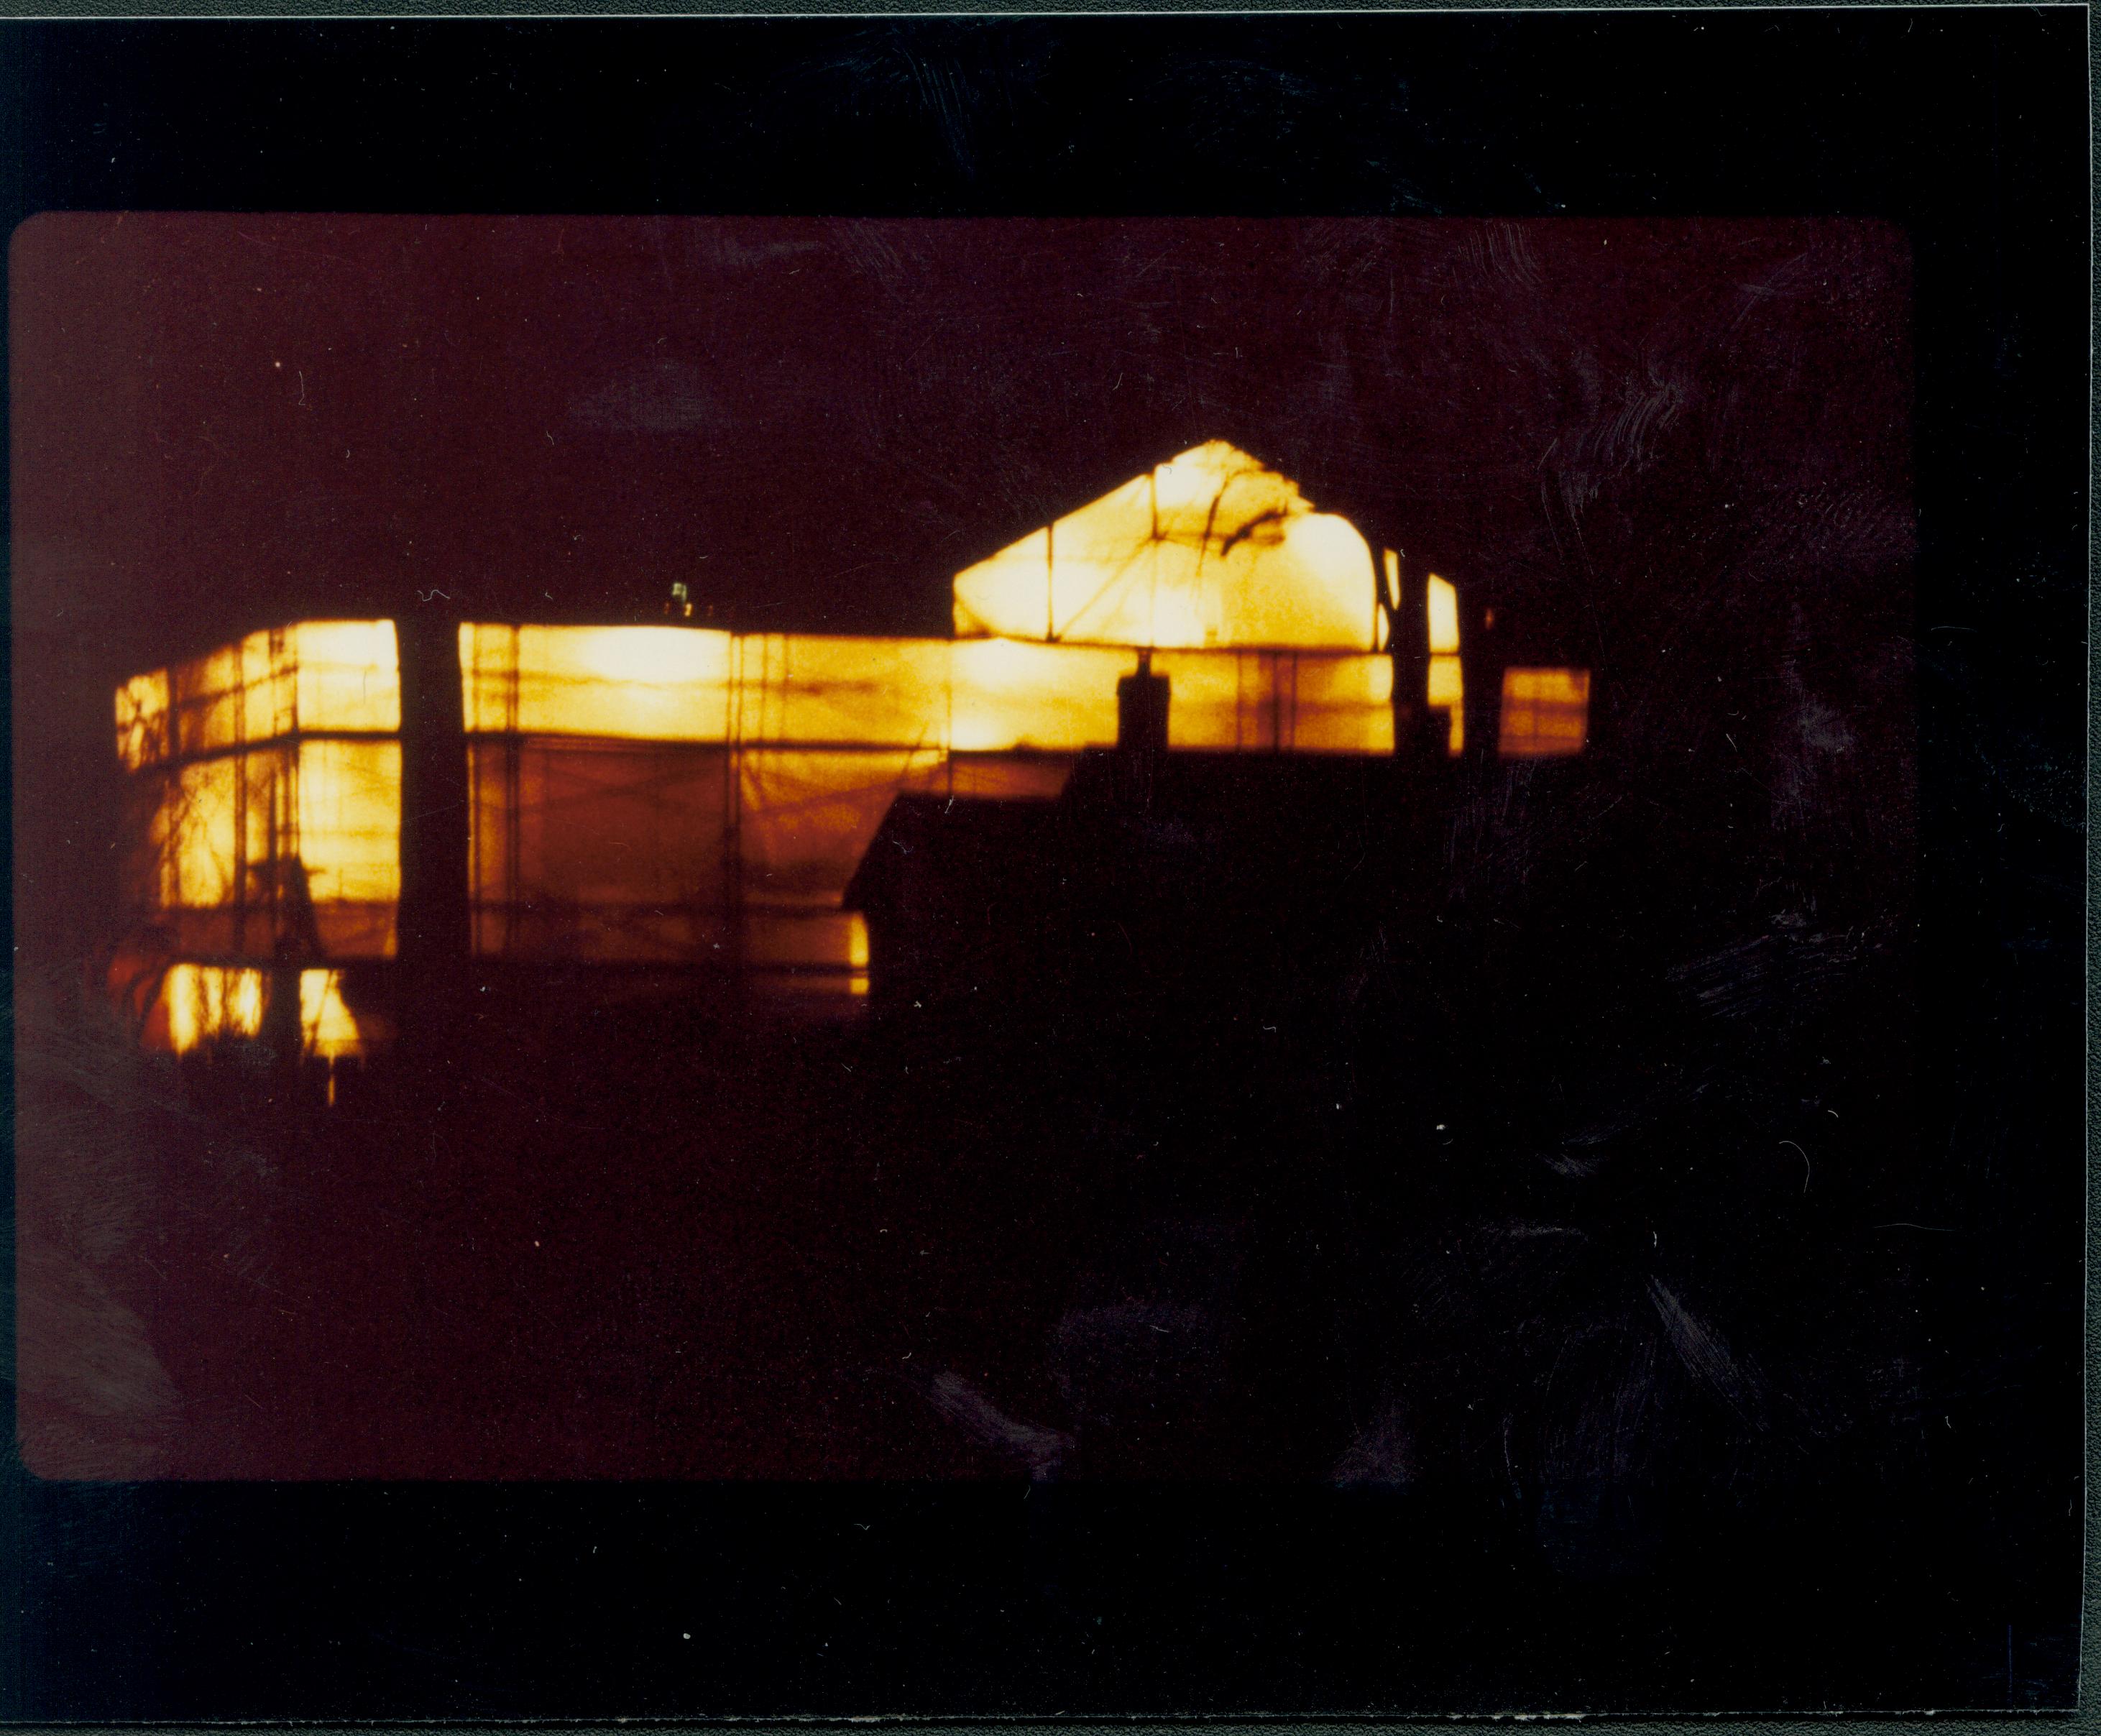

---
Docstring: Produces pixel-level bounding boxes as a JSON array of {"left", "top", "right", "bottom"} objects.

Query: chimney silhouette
[{"left": 1116, "top": 648, "right": 1171, "bottom": 757}]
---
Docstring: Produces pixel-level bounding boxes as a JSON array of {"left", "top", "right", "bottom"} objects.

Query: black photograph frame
[{"left": 3, "top": 9, "right": 2088, "bottom": 1719}]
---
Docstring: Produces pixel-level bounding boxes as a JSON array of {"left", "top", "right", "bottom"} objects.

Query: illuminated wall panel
[
  {"left": 737, "top": 748, "right": 949, "bottom": 909},
  {"left": 948, "top": 638, "right": 1127, "bottom": 752},
  {"left": 1284, "top": 654, "right": 1397, "bottom": 754},
  {"left": 733, "top": 634, "right": 953, "bottom": 749},
  {"left": 297, "top": 738, "right": 401, "bottom": 909},
  {"left": 1499, "top": 668, "right": 1592, "bottom": 758},
  {"left": 145, "top": 963, "right": 365, "bottom": 1058},
  {"left": 1425, "top": 576, "right": 1464, "bottom": 756},
  {"left": 943, "top": 751, "right": 1081, "bottom": 802},
  {"left": 293, "top": 620, "right": 403, "bottom": 733},
  {"left": 952, "top": 441, "right": 1381, "bottom": 652},
  {"left": 1151, "top": 651, "right": 1394, "bottom": 754},
  {"left": 461, "top": 623, "right": 736, "bottom": 741},
  {"left": 118, "top": 535, "right": 1583, "bottom": 1034},
  {"left": 116, "top": 670, "right": 170, "bottom": 772},
  {"left": 112, "top": 623, "right": 403, "bottom": 970},
  {"left": 466, "top": 737, "right": 732, "bottom": 961},
  {"left": 122, "top": 622, "right": 399, "bottom": 766}
]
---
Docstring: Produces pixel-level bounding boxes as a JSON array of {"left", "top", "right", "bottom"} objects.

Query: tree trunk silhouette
[{"left": 393, "top": 610, "right": 470, "bottom": 1085}]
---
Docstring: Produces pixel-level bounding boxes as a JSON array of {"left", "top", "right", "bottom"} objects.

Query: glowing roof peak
[{"left": 952, "top": 441, "right": 1381, "bottom": 653}]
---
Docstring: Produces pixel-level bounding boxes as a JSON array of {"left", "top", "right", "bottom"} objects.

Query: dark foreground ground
[
  {"left": 13, "top": 835, "right": 2082, "bottom": 1712},
  {"left": 15, "top": 726, "right": 2084, "bottom": 1714}
]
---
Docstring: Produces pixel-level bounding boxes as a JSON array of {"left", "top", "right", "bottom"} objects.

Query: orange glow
[
  {"left": 942, "top": 753, "right": 1079, "bottom": 801},
  {"left": 119, "top": 551, "right": 1420, "bottom": 1020},
  {"left": 1426, "top": 575, "right": 1461, "bottom": 656},
  {"left": 1428, "top": 652, "right": 1465, "bottom": 756},
  {"left": 161, "top": 962, "right": 264, "bottom": 1052},
  {"left": 240, "top": 630, "right": 296, "bottom": 742},
  {"left": 466, "top": 737, "right": 732, "bottom": 960},
  {"left": 459, "top": 627, "right": 1395, "bottom": 769},
  {"left": 741, "top": 911, "right": 871, "bottom": 998},
  {"left": 952, "top": 441, "right": 1381, "bottom": 651},
  {"left": 1418, "top": 576, "right": 1465, "bottom": 755},
  {"left": 151, "top": 963, "right": 365, "bottom": 1057},
  {"left": 120, "top": 621, "right": 402, "bottom": 763},
  {"left": 462, "top": 623, "right": 735, "bottom": 740},
  {"left": 116, "top": 670, "right": 170, "bottom": 771},
  {"left": 453, "top": 629, "right": 1400, "bottom": 974},
  {"left": 167, "top": 755, "right": 243, "bottom": 907},
  {"left": 137, "top": 741, "right": 400, "bottom": 957},
  {"left": 292, "top": 620, "right": 402, "bottom": 733},
  {"left": 1153, "top": 651, "right": 1394, "bottom": 753},
  {"left": 299, "top": 970, "right": 365, "bottom": 1057},
  {"left": 1499, "top": 667, "right": 1591, "bottom": 758},
  {"left": 296, "top": 738, "right": 403, "bottom": 910},
  {"left": 734, "top": 633, "right": 954, "bottom": 748},
  {"left": 949, "top": 638, "right": 1128, "bottom": 751},
  {"left": 176, "top": 641, "right": 245, "bottom": 756},
  {"left": 121, "top": 621, "right": 403, "bottom": 968},
  {"left": 1274, "top": 654, "right": 1394, "bottom": 754},
  {"left": 738, "top": 748, "right": 950, "bottom": 907}
]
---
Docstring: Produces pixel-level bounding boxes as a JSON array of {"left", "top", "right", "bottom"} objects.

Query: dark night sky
[{"left": 14, "top": 215, "right": 1913, "bottom": 968}]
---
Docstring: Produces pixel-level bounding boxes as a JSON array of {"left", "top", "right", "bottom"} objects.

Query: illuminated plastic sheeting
[
  {"left": 291, "top": 621, "right": 401, "bottom": 735},
  {"left": 464, "top": 741, "right": 1077, "bottom": 968},
  {"left": 160, "top": 961, "right": 262, "bottom": 1050},
  {"left": 1422, "top": 576, "right": 1465, "bottom": 756},
  {"left": 116, "top": 671, "right": 170, "bottom": 772},
  {"left": 116, "top": 602, "right": 1407, "bottom": 991},
  {"left": 1152, "top": 651, "right": 1394, "bottom": 753},
  {"left": 172, "top": 641, "right": 247, "bottom": 758},
  {"left": 120, "top": 621, "right": 400, "bottom": 765},
  {"left": 1426, "top": 575, "right": 1461, "bottom": 656},
  {"left": 122, "top": 740, "right": 400, "bottom": 960},
  {"left": 467, "top": 738, "right": 732, "bottom": 960},
  {"left": 1428, "top": 655, "right": 1464, "bottom": 756},
  {"left": 1499, "top": 668, "right": 1591, "bottom": 758},
  {"left": 462, "top": 735, "right": 902, "bottom": 975},
  {"left": 1289, "top": 656, "right": 1397, "bottom": 754},
  {"left": 461, "top": 623, "right": 736, "bottom": 741},
  {"left": 457, "top": 627, "right": 1392, "bottom": 761},
  {"left": 952, "top": 441, "right": 1381, "bottom": 651},
  {"left": 296, "top": 738, "right": 402, "bottom": 910},
  {"left": 147, "top": 963, "right": 365, "bottom": 1058},
  {"left": 472, "top": 903, "right": 733, "bottom": 965},
  {"left": 298, "top": 970, "right": 366, "bottom": 1057},
  {"left": 165, "top": 755, "right": 244, "bottom": 909},
  {"left": 306, "top": 904, "right": 397, "bottom": 960},
  {"left": 738, "top": 748, "right": 948, "bottom": 909},
  {"left": 942, "top": 752, "right": 1079, "bottom": 802},
  {"left": 948, "top": 638, "right": 1128, "bottom": 752},
  {"left": 461, "top": 627, "right": 1127, "bottom": 757},
  {"left": 142, "top": 746, "right": 297, "bottom": 916},
  {"left": 734, "top": 634, "right": 953, "bottom": 748}
]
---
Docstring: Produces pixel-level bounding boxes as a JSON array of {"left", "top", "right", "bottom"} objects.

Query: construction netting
[
  {"left": 113, "top": 623, "right": 403, "bottom": 1054},
  {"left": 142, "top": 962, "right": 367, "bottom": 1060},
  {"left": 109, "top": 446, "right": 1591, "bottom": 1052},
  {"left": 457, "top": 623, "right": 1397, "bottom": 991},
  {"left": 1498, "top": 667, "right": 1591, "bottom": 758},
  {"left": 1426, "top": 574, "right": 1466, "bottom": 755},
  {"left": 952, "top": 441, "right": 1383, "bottom": 652}
]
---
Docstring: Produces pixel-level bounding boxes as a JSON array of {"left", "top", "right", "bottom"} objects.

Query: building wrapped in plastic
[{"left": 108, "top": 443, "right": 1589, "bottom": 1059}]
